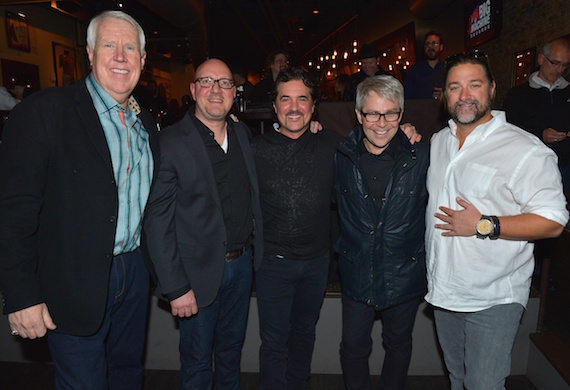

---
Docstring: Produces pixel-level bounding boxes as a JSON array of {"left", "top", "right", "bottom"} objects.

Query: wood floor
[{"left": 0, "top": 362, "right": 537, "bottom": 390}]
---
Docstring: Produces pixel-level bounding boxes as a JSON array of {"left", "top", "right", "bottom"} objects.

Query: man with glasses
[
  {"left": 404, "top": 31, "right": 445, "bottom": 100},
  {"left": 503, "top": 38, "right": 570, "bottom": 292},
  {"left": 143, "top": 58, "right": 263, "bottom": 389},
  {"left": 426, "top": 50, "right": 568, "bottom": 390},
  {"left": 334, "top": 75, "right": 429, "bottom": 389},
  {"left": 503, "top": 38, "right": 570, "bottom": 189}
]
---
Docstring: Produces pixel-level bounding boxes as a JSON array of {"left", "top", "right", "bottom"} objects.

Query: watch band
[{"left": 489, "top": 215, "right": 500, "bottom": 239}]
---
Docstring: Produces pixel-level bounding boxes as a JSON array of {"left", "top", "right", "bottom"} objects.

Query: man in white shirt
[{"left": 426, "top": 50, "right": 569, "bottom": 390}]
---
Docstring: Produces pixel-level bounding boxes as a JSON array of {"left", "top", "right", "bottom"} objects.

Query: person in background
[
  {"left": 0, "top": 84, "right": 24, "bottom": 110},
  {"left": 251, "top": 50, "right": 289, "bottom": 103},
  {"left": 426, "top": 50, "right": 568, "bottom": 390},
  {"left": 232, "top": 64, "right": 255, "bottom": 101},
  {"left": 404, "top": 31, "right": 445, "bottom": 100},
  {"left": 143, "top": 58, "right": 263, "bottom": 390},
  {"left": 334, "top": 75, "right": 429, "bottom": 390},
  {"left": 343, "top": 43, "right": 385, "bottom": 101},
  {"left": 252, "top": 67, "right": 341, "bottom": 390},
  {"left": 0, "top": 10, "right": 158, "bottom": 389},
  {"left": 503, "top": 37, "right": 570, "bottom": 290},
  {"left": 503, "top": 37, "right": 570, "bottom": 190},
  {"left": 334, "top": 74, "right": 350, "bottom": 100}
]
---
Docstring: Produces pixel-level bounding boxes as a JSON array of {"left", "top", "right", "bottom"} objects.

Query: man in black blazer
[
  {"left": 143, "top": 58, "right": 263, "bottom": 389},
  {"left": 0, "top": 11, "right": 159, "bottom": 390}
]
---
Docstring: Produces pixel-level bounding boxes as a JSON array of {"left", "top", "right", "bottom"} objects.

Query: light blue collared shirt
[{"left": 86, "top": 74, "right": 154, "bottom": 255}]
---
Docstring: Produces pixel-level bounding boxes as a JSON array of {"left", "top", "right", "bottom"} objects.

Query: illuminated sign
[{"left": 464, "top": 0, "right": 502, "bottom": 49}]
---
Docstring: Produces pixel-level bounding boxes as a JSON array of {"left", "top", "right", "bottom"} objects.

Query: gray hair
[
  {"left": 542, "top": 37, "right": 570, "bottom": 57},
  {"left": 86, "top": 10, "right": 146, "bottom": 55},
  {"left": 356, "top": 75, "right": 404, "bottom": 111}
]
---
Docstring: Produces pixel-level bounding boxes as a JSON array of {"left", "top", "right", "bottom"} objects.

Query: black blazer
[
  {"left": 142, "top": 112, "right": 263, "bottom": 308},
  {"left": 0, "top": 79, "right": 160, "bottom": 336}
]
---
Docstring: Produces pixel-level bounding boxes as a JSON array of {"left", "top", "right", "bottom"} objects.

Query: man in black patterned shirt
[{"left": 252, "top": 67, "right": 341, "bottom": 390}]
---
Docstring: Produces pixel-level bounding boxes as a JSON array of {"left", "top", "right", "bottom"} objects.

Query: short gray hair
[
  {"left": 86, "top": 10, "right": 146, "bottom": 55},
  {"left": 542, "top": 37, "right": 570, "bottom": 57},
  {"left": 356, "top": 75, "right": 404, "bottom": 112}
]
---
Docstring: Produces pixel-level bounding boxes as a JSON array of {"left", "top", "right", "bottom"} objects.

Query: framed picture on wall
[
  {"left": 5, "top": 11, "right": 30, "bottom": 52},
  {"left": 512, "top": 47, "right": 535, "bottom": 87},
  {"left": 52, "top": 42, "right": 77, "bottom": 86}
]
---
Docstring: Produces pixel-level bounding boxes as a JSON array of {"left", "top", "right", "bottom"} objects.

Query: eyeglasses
[
  {"left": 360, "top": 111, "right": 401, "bottom": 123},
  {"left": 194, "top": 77, "right": 234, "bottom": 89},
  {"left": 424, "top": 41, "right": 441, "bottom": 47},
  {"left": 543, "top": 55, "right": 570, "bottom": 70}
]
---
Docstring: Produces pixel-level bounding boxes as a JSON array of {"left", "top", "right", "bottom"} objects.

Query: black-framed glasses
[
  {"left": 424, "top": 41, "right": 441, "bottom": 47},
  {"left": 543, "top": 55, "right": 570, "bottom": 70},
  {"left": 360, "top": 110, "right": 401, "bottom": 123},
  {"left": 194, "top": 77, "right": 234, "bottom": 89}
]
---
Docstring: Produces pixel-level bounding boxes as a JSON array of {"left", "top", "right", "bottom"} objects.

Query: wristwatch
[
  {"left": 476, "top": 215, "right": 493, "bottom": 239},
  {"left": 476, "top": 215, "right": 500, "bottom": 239}
]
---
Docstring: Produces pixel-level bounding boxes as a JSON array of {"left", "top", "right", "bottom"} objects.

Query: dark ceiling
[
  {"left": 2, "top": 0, "right": 455, "bottom": 73},
  {"left": 2, "top": 0, "right": 370, "bottom": 72}
]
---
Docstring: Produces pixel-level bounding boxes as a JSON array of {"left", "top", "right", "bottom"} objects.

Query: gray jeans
[{"left": 433, "top": 303, "right": 524, "bottom": 390}]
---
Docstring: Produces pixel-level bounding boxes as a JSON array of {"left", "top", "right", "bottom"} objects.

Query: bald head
[{"left": 190, "top": 58, "right": 236, "bottom": 126}]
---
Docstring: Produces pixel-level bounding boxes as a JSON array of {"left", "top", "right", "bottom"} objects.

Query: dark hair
[
  {"left": 424, "top": 31, "right": 443, "bottom": 45},
  {"left": 444, "top": 50, "right": 494, "bottom": 84},
  {"left": 271, "top": 67, "right": 319, "bottom": 103}
]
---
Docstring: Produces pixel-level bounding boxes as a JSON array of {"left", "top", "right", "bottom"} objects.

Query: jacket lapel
[
  {"left": 74, "top": 79, "right": 114, "bottom": 177},
  {"left": 180, "top": 114, "right": 224, "bottom": 214}
]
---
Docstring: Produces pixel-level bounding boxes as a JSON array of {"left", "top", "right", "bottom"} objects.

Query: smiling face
[
  {"left": 356, "top": 91, "right": 401, "bottom": 155},
  {"left": 361, "top": 57, "right": 379, "bottom": 77},
  {"left": 190, "top": 59, "right": 236, "bottom": 125},
  {"left": 445, "top": 62, "right": 495, "bottom": 130},
  {"left": 273, "top": 79, "right": 315, "bottom": 139},
  {"left": 87, "top": 17, "right": 145, "bottom": 108}
]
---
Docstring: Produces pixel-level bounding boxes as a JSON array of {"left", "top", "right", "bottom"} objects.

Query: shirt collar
[
  {"left": 86, "top": 74, "right": 140, "bottom": 116},
  {"left": 448, "top": 110, "right": 507, "bottom": 141},
  {"left": 528, "top": 71, "right": 570, "bottom": 91}
]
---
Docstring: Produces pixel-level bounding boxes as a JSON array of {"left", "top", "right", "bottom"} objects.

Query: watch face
[{"left": 477, "top": 219, "right": 493, "bottom": 235}]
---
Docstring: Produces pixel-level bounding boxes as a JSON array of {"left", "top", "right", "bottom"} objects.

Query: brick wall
[{"left": 478, "top": 0, "right": 570, "bottom": 107}]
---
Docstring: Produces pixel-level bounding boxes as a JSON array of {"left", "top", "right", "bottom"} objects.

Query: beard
[
  {"left": 449, "top": 93, "right": 492, "bottom": 125},
  {"left": 425, "top": 49, "right": 439, "bottom": 60}
]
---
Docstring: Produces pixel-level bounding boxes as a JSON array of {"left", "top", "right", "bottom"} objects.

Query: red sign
[{"left": 464, "top": 0, "right": 502, "bottom": 49}]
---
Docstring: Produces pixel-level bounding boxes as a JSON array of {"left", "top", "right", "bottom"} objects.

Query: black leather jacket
[{"left": 333, "top": 127, "right": 429, "bottom": 309}]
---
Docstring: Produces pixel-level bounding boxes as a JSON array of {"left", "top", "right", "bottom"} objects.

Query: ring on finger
[{"left": 10, "top": 330, "right": 19, "bottom": 336}]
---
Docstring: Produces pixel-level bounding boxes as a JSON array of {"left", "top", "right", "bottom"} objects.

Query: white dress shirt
[{"left": 425, "top": 111, "right": 568, "bottom": 312}]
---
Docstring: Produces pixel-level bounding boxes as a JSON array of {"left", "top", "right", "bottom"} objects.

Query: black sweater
[
  {"left": 251, "top": 128, "right": 341, "bottom": 259},
  {"left": 503, "top": 81, "right": 570, "bottom": 166}
]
